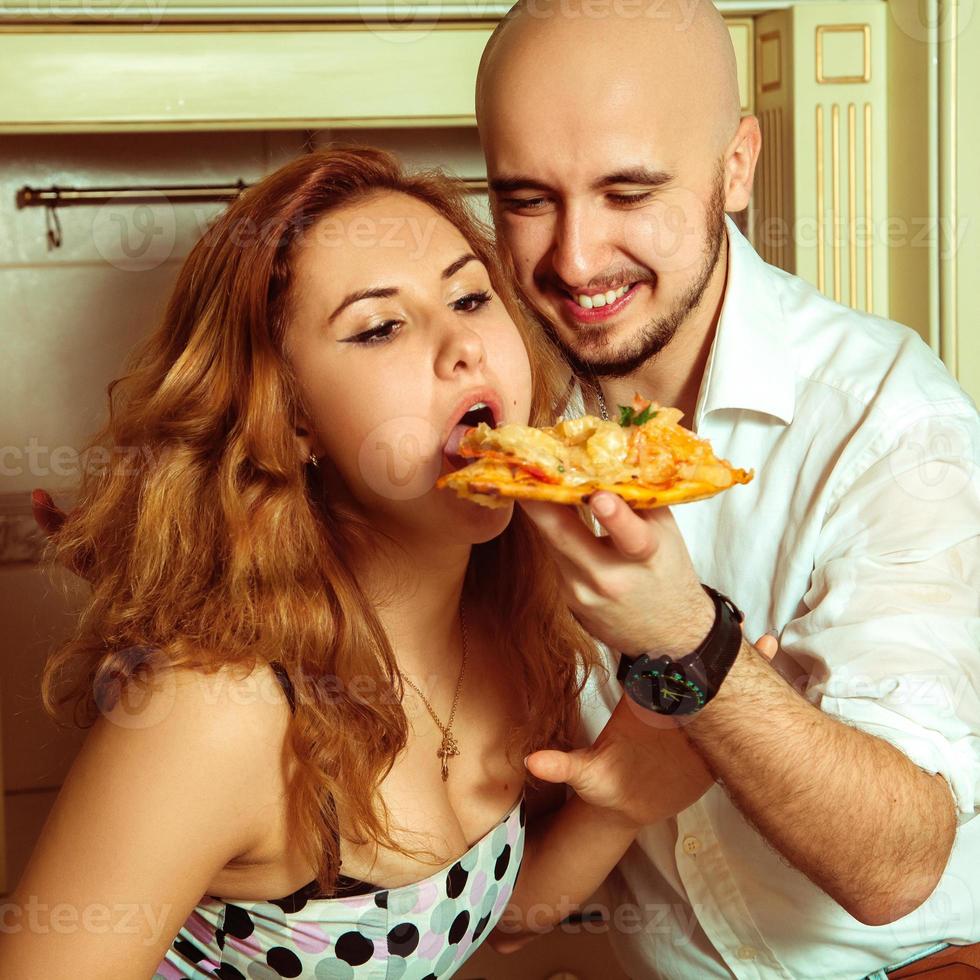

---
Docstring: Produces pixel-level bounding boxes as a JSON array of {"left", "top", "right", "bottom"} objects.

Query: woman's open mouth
[
  {"left": 559, "top": 282, "right": 641, "bottom": 323},
  {"left": 443, "top": 399, "right": 499, "bottom": 470}
]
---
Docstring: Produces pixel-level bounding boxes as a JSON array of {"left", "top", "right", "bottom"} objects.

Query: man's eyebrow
[
  {"left": 488, "top": 169, "right": 674, "bottom": 196},
  {"left": 327, "top": 254, "right": 479, "bottom": 323},
  {"left": 489, "top": 176, "right": 554, "bottom": 194},
  {"left": 593, "top": 167, "right": 674, "bottom": 189}
]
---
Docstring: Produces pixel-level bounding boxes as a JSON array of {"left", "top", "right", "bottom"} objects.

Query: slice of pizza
[{"left": 436, "top": 393, "right": 753, "bottom": 509}]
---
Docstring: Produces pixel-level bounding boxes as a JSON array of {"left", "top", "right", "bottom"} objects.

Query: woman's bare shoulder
[{"left": 0, "top": 658, "right": 295, "bottom": 979}]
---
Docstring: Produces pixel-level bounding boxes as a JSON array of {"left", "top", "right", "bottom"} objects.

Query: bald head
[{"left": 476, "top": 0, "right": 740, "bottom": 159}]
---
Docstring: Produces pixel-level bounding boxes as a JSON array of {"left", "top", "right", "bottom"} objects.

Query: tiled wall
[{"left": 0, "top": 128, "right": 627, "bottom": 980}]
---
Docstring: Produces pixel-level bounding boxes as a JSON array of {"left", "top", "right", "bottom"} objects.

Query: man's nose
[{"left": 550, "top": 204, "right": 615, "bottom": 290}]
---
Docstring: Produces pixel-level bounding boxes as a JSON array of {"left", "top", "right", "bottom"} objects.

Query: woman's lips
[{"left": 558, "top": 283, "right": 641, "bottom": 324}]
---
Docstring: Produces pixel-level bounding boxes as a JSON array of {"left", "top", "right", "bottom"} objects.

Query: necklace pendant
[{"left": 437, "top": 731, "right": 460, "bottom": 781}]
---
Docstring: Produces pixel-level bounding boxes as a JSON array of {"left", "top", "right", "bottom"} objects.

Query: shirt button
[
  {"left": 681, "top": 835, "right": 702, "bottom": 855},
  {"left": 736, "top": 945, "right": 758, "bottom": 961}
]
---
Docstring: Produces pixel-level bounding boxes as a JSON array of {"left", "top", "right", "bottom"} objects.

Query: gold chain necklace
[{"left": 399, "top": 600, "right": 468, "bottom": 782}]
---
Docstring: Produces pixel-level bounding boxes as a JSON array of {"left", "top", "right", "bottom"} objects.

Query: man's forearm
[
  {"left": 683, "top": 638, "right": 958, "bottom": 925},
  {"left": 490, "top": 796, "right": 637, "bottom": 951}
]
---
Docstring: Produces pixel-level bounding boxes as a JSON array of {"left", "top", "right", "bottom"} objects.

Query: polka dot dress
[{"left": 153, "top": 794, "right": 525, "bottom": 979}]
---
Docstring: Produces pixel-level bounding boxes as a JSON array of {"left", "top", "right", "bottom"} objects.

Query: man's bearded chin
[{"left": 546, "top": 180, "right": 728, "bottom": 382}]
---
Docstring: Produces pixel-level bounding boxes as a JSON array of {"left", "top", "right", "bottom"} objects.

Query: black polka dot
[
  {"left": 267, "top": 945, "right": 303, "bottom": 977},
  {"left": 446, "top": 861, "right": 469, "bottom": 898},
  {"left": 519, "top": 799, "right": 527, "bottom": 827},
  {"left": 448, "top": 909, "right": 471, "bottom": 945},
  {"left": 374, "top": 889, "right": 389, "bottom": 910},
  {"left": 494, "top": 844, "right": 512, "bottom": 881},
  {"left": 387, "top": 921, "right": 420, "bottom": 957},
  {"left": 472, "top": 911, "right": 493, "bottom": 942},
  {"left": 214, "top": 965, "right": 246, "bottom": 980},
  {"left": 335, "top": 930, "right": 374, "bottom": 966},
  {"left": 420, "top": 975, "right": 437, "bottom": 980},
  {"left": 270, "top": 881, "right": 313, "bottom": 914},
  {"left": 215, "top": 927, "right": 226, "bottom": 950},
  {"left": 172, "top": 937, "right": 207, "bottom": 962},
  {"left": 222, "top": 904, "right": 254, "bottom": 939}
]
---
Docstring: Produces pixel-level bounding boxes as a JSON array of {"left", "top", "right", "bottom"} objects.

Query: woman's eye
[
  {"left": 348, "top": 320, "right": 402, "bottom": 345},
  {"left": 453, "top": 290, "right": 492, "bottom": 313}
]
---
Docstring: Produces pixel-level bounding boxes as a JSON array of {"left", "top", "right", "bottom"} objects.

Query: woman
[{"left": 0, "top": 147, "right": 697, "bottom": 979}]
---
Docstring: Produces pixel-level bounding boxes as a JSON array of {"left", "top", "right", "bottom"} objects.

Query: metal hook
[{"left": 45, "top": 191, "right": 63, "bottom": 250}]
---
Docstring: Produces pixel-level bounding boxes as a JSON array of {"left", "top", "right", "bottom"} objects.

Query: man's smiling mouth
[{"left": 559, "top": 282, "right": 642, "bottom": 321}]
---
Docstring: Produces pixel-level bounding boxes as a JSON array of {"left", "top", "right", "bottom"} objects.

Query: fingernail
[{"left": 591, "top": 494, "right": 615, "bottom": 517}]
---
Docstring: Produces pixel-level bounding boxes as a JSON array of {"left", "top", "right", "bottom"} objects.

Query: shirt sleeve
[{"left": 779, "top": 407, "right": 980, "bottom": 815}]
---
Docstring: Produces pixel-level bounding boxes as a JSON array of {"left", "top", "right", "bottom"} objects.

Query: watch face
[{"left": 624, "top": 656, "right": 707, "bottom": 716}]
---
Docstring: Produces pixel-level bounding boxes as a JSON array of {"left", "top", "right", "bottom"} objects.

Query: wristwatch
[{"left": 616, "top": 585, "right": 744, "bottom": 715}]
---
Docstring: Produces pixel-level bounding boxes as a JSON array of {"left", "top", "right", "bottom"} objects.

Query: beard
[{"left": 540, "top": 166, "right": 728, "bottom": 381}]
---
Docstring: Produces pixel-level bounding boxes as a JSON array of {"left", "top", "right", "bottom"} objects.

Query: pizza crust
[{"left": 437, "top": 458, "right": 753, "bottom": 509}]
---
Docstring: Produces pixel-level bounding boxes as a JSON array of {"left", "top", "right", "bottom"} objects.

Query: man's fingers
[
  {"left": 518, "top": 499, "right": 605, "bottom": 568},
  {"left": 31, "top": 488, "right": 66, "bottom": 537},
  {"left": 587, "top": 492, "right": 658, "bottom": 562},
  {"left": 524, "top": 748, "right": 588, "bottom": 787}
]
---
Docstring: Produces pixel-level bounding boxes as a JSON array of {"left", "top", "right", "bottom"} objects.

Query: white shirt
[{"left": 571, "top": 217, "right": 980, "bottom": 980}]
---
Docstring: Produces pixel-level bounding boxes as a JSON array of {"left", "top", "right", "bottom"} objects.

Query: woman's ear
[{"left": 294, "top": 421, "right": 319, "bottom": 466}]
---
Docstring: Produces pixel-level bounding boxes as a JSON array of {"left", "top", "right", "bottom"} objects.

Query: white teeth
[
  {"left": 467, "top": 401, "right": 487, "bottom": 411},
  {"left": 573, "top": 284, "right": 632, "bottom": 309}
]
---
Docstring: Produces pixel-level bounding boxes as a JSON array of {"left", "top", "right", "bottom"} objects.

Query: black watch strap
[{"left": 616, "top": 585, "right": 745, "bottom": 712}]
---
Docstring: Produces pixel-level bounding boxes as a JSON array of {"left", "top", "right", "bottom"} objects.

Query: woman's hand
[
  {"left": 31, "top": 488, "right": 68, "bottom": 536},
  {"left": 525, "top": 634, "right": 778, "bottom": 829}
]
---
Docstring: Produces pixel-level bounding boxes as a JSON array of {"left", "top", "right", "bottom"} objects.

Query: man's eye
[
  {"left": 607, "top": 192, "right": 653, "bottom": 206},
  {"left": 453, "top": 290, "right": 492, "bottom": 313},
  {"left": 501, "top": 197, "right": 548, "bottom": 211},
  {"left": 347, "top": 320, "right": 402, "bottom": 345}
]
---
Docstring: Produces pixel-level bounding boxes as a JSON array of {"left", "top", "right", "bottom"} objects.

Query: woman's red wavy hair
[{"left": 40, "top": 146, "right": 598, "bottom": 894}]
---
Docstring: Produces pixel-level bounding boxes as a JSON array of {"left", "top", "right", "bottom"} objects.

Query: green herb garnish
[{"left": 616, "top": 403, "right": 658, "bottom": 427}]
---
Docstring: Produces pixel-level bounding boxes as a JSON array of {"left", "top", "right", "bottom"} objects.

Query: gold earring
[{"left": 308, "top": 452, "right": 319, "bottom": 467}]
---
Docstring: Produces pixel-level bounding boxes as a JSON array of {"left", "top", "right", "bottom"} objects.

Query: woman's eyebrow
[{"left": 328, "top": 254, "right": 480, "bottom": 323}]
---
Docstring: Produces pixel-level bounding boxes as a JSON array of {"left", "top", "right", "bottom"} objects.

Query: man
[{"left": 475, "top": 0, "right": 980, "bottom": 977}]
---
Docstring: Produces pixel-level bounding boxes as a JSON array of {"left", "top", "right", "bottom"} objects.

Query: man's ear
[{"left": 723, "top": 115, "right": 762, "bottom": 213}]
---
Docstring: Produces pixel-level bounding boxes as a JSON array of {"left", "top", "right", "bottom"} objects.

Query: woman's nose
[{"left": 434, "top": 318, "right": 487, "bottom": 378}]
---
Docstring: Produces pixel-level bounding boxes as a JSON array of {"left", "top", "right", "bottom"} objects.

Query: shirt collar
[{"left": 692, "top": 216, "right": 796, "bottom": 430}]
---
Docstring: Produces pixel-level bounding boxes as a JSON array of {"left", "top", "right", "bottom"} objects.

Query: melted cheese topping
[{"left": 460, "top": 405, "right": 735, "bottom": 489}]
